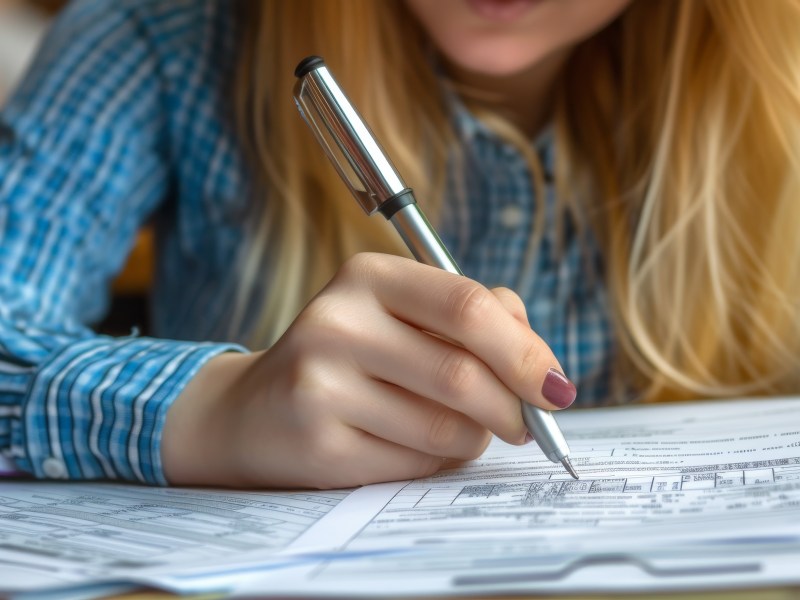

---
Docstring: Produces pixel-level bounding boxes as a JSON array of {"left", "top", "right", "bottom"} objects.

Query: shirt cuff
[{"left": 10, "top": 336, "right": 246, "bottom": 485}]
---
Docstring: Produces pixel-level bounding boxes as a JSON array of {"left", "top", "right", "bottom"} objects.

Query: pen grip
[{"left": 521, "top": 403, "right": 571, "bottom": 463}]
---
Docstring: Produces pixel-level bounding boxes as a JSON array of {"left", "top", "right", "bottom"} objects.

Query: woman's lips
[{"left": 465, "top": 0, "right": 544, "bottom": 22}]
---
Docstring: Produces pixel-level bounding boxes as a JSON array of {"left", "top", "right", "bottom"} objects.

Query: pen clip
[{"left": 293, "top": 56, "right": 406, "bottom": 216}]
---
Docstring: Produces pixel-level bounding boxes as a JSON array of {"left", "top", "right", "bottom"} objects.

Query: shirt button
[
  {"left": 499, "top": 205, "right": 525, "bottom": 229},
  {"left": 42, "top": 457, "right": 68, "bottom": 479}
]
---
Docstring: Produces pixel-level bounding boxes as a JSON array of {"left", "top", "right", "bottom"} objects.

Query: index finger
[{"left": 364, "top": 255, "right": 577, "bottom": 411}]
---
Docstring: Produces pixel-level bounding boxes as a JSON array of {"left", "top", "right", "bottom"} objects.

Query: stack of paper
[{"left": 3, "top": 397, "right": 800, "bottom": 598}]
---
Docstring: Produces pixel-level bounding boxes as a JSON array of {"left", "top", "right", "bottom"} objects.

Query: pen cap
[{"left": 293, "top": 56, "right": 406, "bottom": 215}]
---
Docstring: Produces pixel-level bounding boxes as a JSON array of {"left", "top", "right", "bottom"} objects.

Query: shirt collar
[{"left": 443, "top": 84, "right": 555, "bottom": 179}]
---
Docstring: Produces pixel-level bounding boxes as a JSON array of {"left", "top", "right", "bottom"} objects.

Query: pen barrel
[
  {"left": 388, "top": 204, "right": 462, "bottom": 276},
  {"left": 521, "top": 403, "right": 571, "bottom": 463},
  {"left": 293, "top": 58, "right": 406, "bottom": 215}
]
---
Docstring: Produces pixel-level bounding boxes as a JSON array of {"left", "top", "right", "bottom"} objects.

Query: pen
[{"left": 293, "top": 56, "right": 578, "bottom": 480}]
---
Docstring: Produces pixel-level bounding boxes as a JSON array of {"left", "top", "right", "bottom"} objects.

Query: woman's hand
[{"left": 162, "top": 253, "right": 576, "bottom": 489}]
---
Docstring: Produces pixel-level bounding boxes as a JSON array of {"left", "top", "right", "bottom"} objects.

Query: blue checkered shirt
[{"left": 0, "top": 0, "right": 614, "bottom": 485}]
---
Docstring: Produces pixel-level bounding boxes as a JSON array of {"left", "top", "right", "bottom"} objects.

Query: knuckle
[
  {"left": 493, "top": 287, "right": 526, "bottom": 317},
  {"left": 448, "top": 282, "right": 494, "bottom": 331},
  {"left": 492, "top": 286, "right": 518, "bottom": 303},
  {"left": 336, "top": 252, "right": 382, "bottom": 285},
  {"left": 434, "top": 351, "right": 480, "bottom": 400},
  {"left": 515, "top": 339, "right": 542, "bottom": 384},
  {"left": 289, "top": 359, "right": 338, "bottom": 414},
  {"left": 300, "top": 296, "right": 366, "bottom": 346},
  {"left": 426, "top": 408, "right": 460, "bottom": 454},
  {"left": 298, "top": 298, "right": 339, "bottom": 335}
]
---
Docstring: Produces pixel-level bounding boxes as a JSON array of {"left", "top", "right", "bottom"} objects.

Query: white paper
[
  {"left": 0, "top": 482, "right": 351, "bottom": 594},
  {"left": 235, "top": 397, "right": 800, "bottom": 596},
  {"left": 6, "top": 397, "right": 800, "bottom": 598}
]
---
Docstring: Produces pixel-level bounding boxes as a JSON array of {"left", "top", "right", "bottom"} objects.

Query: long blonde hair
[{"left": 233, "top": 0, "right": 800, "bottom": 403}]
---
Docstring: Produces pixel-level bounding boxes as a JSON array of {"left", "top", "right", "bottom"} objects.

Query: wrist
[{"left": 161, "top": 350, "right": 257, "bottom": 486}]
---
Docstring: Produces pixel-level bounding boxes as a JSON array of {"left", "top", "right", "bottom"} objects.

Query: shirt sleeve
[{"left": 0, "top": 0, "right": 245, "bottom": 485}]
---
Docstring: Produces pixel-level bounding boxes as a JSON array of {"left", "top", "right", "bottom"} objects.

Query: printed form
[
  {"left": 3, "top": 397, "right": 800, "bottom": 597},
  {"left": 237, "top": 397, "right": 800, "bottom": 596},
  {"left": 0, "top": 484, "right": 352, "bottom": 595}
]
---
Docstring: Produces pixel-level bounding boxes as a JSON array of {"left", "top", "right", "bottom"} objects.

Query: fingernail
[
  {"left": 541, "top": 368, "right": 577, "bottom": 408},
  {"left": 524, "top": 432, "right": 534, "bottom": 444}
]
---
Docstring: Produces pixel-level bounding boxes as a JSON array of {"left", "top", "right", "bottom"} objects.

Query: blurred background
[
  {"left": 0, "top": 0, "right": 52, "bottom": 101},
  {"left": 1, "top": 0, "right": 154, "bottom": 335}
]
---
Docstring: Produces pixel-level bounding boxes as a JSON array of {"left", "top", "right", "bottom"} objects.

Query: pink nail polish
[{"left": 541, "top": 368, "right": 577, "bottom": 408}]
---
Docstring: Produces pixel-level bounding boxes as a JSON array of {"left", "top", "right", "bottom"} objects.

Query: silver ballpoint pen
[{"left": 293, "top": 56, "right": 578, "bottom": 480}]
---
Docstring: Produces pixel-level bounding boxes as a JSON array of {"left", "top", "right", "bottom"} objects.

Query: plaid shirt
[{"left": 0, "top": 0, "right": 614, "bottom": 485}]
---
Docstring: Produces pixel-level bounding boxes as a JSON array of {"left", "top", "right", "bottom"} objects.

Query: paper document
[
  {"left": 236, "top": 397, "right": 800, "bottom": 596},
  {"left": 4, "top": 397, "right": 800, "bottom": 598},
  {"left": 0, "top": 483, "right": 351, "bottom": 595}
]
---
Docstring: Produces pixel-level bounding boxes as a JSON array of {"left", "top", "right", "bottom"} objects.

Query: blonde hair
[{"left": 233, "top": 0, "right": 800, "bottom": 403}]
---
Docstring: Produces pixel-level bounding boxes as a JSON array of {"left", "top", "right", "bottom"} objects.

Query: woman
[{"left": 1, "top": 0, "right": 798, "bottom": 489}]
